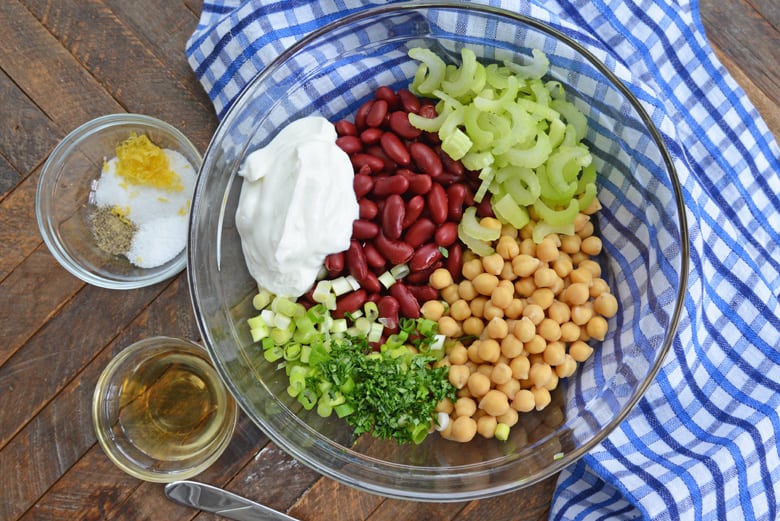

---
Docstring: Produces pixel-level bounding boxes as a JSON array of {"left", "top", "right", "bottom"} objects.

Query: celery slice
[
  {"left": 534, "top": 198, "right": 580, "bottom": 226},
  {"left": 459, "top": 206, "right": 501, "bottom": 241},
  {"left": 492, "top": 193, "right": 530, "bottom": 229},
  {"left": 409, "top": 48, "right": 447, "bottom": 94}
]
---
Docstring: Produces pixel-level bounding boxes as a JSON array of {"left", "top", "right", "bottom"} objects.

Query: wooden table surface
[{"left": 1, "top": 1, "right": 778, "bottom": 520}]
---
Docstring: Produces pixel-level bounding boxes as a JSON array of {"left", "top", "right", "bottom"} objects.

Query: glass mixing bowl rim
[{"left": 188, "top": 0, "right": 690, "bottom": 500}]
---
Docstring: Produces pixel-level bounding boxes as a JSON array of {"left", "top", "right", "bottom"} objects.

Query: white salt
[{"left": 93, "top": 149, "right": 196, "bottom": 268}]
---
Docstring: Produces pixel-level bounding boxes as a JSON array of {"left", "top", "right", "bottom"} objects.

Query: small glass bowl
[
  {"left": 36, "top": 114, "right": 202, "bottom": 290},
  {"left": 92, "top": 336, "right": 237, "bottom": 483}
]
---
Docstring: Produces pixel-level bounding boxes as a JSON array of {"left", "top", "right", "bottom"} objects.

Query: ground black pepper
[{"left": 90, "top": 205, "right": 137, "bottom": 256}]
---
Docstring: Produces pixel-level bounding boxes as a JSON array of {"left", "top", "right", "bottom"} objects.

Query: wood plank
[
  {"left": 0, "top": 68, "right": 60, "bottom": 182},
  {"left": 0, "top": 246, "right": 83, "bottom": 367},
  {"left": 21, "top": 0, "right": 217, "bottom": 150},
  {"left": 365, "top": 498, "right": 466, "bottom": 521},
  {"left": 288, "top": 478, "right": 385, "bottom": 521},
  {"left": 699, "top": 0, "right": 780, "bottom": 109},
  {"left": 0, "top": 152, "right": 21, "bottom": 201}
]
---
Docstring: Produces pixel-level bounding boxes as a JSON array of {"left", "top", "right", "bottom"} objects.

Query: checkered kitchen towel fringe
[{"left": 186, "top": 1, "right": 780, "bottom": 519}]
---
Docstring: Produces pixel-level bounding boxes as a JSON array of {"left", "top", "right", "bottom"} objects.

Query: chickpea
[
  {"left": 441, "top": 284, "right": 461, "bottom": 304},
  {"left": 482, "top": 253, "right": 505, "bottom": 275},
  {"left": 522, "top": 303, "right": 545, "bottom": 325},
  {"left": 447, "top": 342, "right": 469, "bottom": 365},
  {"left": 454, "top": 396, "right": 477, "bottom": 417},
  {"left": 571, "top": 304, "right": 594, "bottom": 326},
  {"left": 562, "top": 282, "right": 590, "bottom": 306},
  {"left": 479, "top": 389, "right": 510, "bottom": 417},
  {"left": 511, "top": 389, "right": 535, "bottom": 412},
  {"left": 552, "top": 256, "right": 573, "bottom": 278},
  {"left": 496, "top": 235, "right": 520, "bottom": 259},
  {"left": 477, "top": 414, "right": 498, "bottom": 439},
  {"left": 467, "top": 371, "right": 492, "bottom": 397},
  {"left": 555, "top": 354, "right": 578, "bottom": 378},
  {"left": 534, "top": 267, "right": 560, "bottom": 289},
  {"left": 569, "top": 340, "right": 594, "bottom": 362},
  {"left": 480, "top": 216, "right": 502, "bottom": 231},
  {"left": 573, "top": 213, "right": 590, "bottom": 233},
  {"left": 594, "top": 292, "right": 618, "bottom": 318},
  {"left": 500, "top": 334, "right": 524, "bottom": 358},
  {"left": 529, "top": 287, "right": 554, "bottom": 309},
  {"left": 491, "top": 285, "right": 514, "bottom": 309},
  {"left": 513, "top": 316, "right": 536, "bottom": 343},
  {"left": 458, "top": 279, "right": 478, "bottom": 301},
  {"left": 500, "top": 260, "right": 518, "bottom": 281},
  {"left": 524, "top": 334, "right": 547, "bottom": 354},
  {"left": 429, "top": 268, "right": 453, "bottom": 289},
  {"left": 469, "top": 296, "right": 487, "bottom": 318},
  {"left": 421, "top": 300, "right": 445, "bottom": 321},
  {"left": 578, "top": 259, "right": 602, "bottom": 277},
  {"left": 467, "top": 342, "right": 484, "bottom": 364},
  {"left": 511, "top": 254, "right": 540, "bottom": 277},
  {"left": 477, "top": 338, "right": 501, "bottom": 363},
  {"left": 547, "top": 300, "right": 571, "bottom": 324},
  {"left": 531, "top": 386, "right": 552, "bottom": 410},
  {"left": 502, "top": 298, "right": 523, "bottom": 319},
  {"left": 514, "top": 277, "right": 536, "bottom": 297},
  {"left": 448, "top": 364, "right": 470, "bottom": 389},
  {"left": 518, "top": 237, "right": 536, "bottom": 255},
  {"left": 529, "top": 362, "right": 553, "bottom": 388},
  {"left": 436, "top": 397, "right": 454, "bottom": 414},
  {"left": 497, "top": 378, "right": 520, "bottom": 401},
  {"left": 438, "top": 316, "right": 461, "bottom": 337},
  {"left": 569, "top": 267, "right": 593, "bottom": 285},
  {"left": 586, "top": 315, "right": 609, "bottom": 341},
  {"left": 544, "top": 371, "right": 560, "bottom": 391},
  {"left": 543, "top": 341, "right": 566, "bottom": 366},
  {"left": 535, "top": 236, "right": 560, "bottom": 263},
  {"left": 577, "top": 220, "right": 595, "bottom": 238},
  {"left": 581, "top": 236, "right": 603, "bottom": 256},
  {"left": 537, "top": 318, "right": 562, "bottom": 342},
  {"left": 590, "top": 277, "right": 610, "bottom": 298},
  {"left": 491, "top": 362, "right": 513, "bottom": 385},
  {"left": 560, "top": 233, "right": 582, "bottom": 255},
  {"left": 559, "top": 321, "right": 581, "bottom": 343},
  {"left": 461, "top": 258, "right": 484, "bottom": 280},
  {"left": 484, "top": 317, "right": 508, "bottom": 339},
  {"left": 462, "top": 316, "right": 485, "bottom": 336},
  {"left": 497, "top": 408, "right": 519, "bottom": 428},
  {"left": 449, "top": 415, "right": 478, "bottom": 443},
  {"left": 449, "top": 299, "right": 472, "bottom": 321},
  {"left": 583, "top": 196, "right": 602, "bottom": 215},
  {"left": 482, "top": 301, "right": 505, "bottom": 321},
  {"left": 509, "top": 355, "right": 530, "bottom": 379},
  {"left": 472, "top": 272, "right": 499, "bottom": 296},
  {"left": 570, "top": 251, "right": 588, "bottom": 266},
  {"left": 476, "top": 363, "right": 494, "bottom": 378}
]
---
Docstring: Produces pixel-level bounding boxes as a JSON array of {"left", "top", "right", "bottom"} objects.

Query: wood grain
[{"left": 0, "top": 1, "right": 777, "bottom": 521}]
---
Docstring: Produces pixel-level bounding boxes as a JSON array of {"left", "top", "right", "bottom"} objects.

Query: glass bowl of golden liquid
[{"left": 92, "top": 336, "right": 238, "bottom": 482}]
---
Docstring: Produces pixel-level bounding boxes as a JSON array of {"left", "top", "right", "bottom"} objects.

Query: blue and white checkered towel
[{"left": 186, "top": 1, "right": 780, "bottom": 519}]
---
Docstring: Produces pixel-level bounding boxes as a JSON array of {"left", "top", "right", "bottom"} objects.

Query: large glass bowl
[{"left": 188, "top": 2, "right": 688, "bottom": 501}]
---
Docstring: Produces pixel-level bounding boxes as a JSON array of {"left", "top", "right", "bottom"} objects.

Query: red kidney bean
[
  {"left": 427, "top": 182, "right": 448, "bottom": 224},
  {"left": 358, "top": 198, "right": 378, "bottom": 220},
  {"left": 378, "top": 295, "right": 400, "bottom": 330},
  {"left": 334, "top": 289, "right": 367, "bottom": 318},
  {"left": 432, "top": 172, "right": 465, "bottom": 186},
  {"left": 366, "top": 291, "right": 381, "bottom": 304},
  {"left": 476, "top": 196, "right": 495, "bottom": 218},
  {"left": 324, "top": 252, "right": 345, "bottom": 277},
  {"left": 397, "top": 89, "right": 421, "bottom": 114},
  {"left": 335, "top": 119, "right": 357, "bottom": 136},
  {"left": 379, "top": 131, "right": 411, "bottom": 166},
  {"left": 446, "top": 242, "right": 463, "bottom": 279},
  {"left": 336, "top": 135, "right": 362, "bottom": 155},
  {"left": 404, "top": 218, "right": 436, "bottom": 248},
  {"left": 418, "top": 103, "right": 437, "bottom": 119},
  {"left": 346, "top": 240, "right": 369, "bottom": 281},
  {"left": 407, "top": 173, "right": 432, "bottom": 195},
  {"left": 375, "top": 86, "right": 399, "bottom": 109},
  {"left": 352, "top": 219, "right": 379, "bottom": 240},
  {"left": 389, "top": 282, "right": 420, "bottom": 319},
  {"left": 373, "top": 231, "right": 414, "bottom": 265},
  {"left": 362, "top": 242, "right": 387, "bottom": 270},
  {"left": 439, "top": 147, "right": 466, "bottom": 177},
  {"left": 446, "top": 183, "right": 467, "bottom": 221},
  {"left": 353, "top": 174, "right": 374, "bottom": 198},
  {"left": 410, "top": 142, "right": 443, "bottom": 178},
  {"left": 409, "top": 242, "right": 443, "bottom": 272},
  {"left": 407, "top": 284, "right": 438, "bottom": 304},
  {"left": 360, "top": 127, "right": 383, "bottom": 145},
  {"left": 365, "top": 145, "right": 396, "bottom": 173},
  {"left": 357, "top": 271, "right": 381, "bottom": 294},
  {"left": 388, "top": 111, "right": 422, "bottom": 139},
  {"left": 351, "top": 153, "right": 384, "bottom": 173},
  {"left": 372, "top": 175, "right": 409, "bottom": 197},
  {"left": 435, "top": 222, "right": 459, "bottom": 247},
  {"left": 406, "top": 260, "right": 444, "bottom": 285},
  {"left": 355, "top": 100, "right": 374, "bottom": 130},
  {"left": 402, "top": 195, "right": 425, "bottom": 228},
  {"left": 381, "top": 194, "right": 405, "bottom": 240},
  {"left": 366, "top": 99, "right": 388, "bottom": 128}
]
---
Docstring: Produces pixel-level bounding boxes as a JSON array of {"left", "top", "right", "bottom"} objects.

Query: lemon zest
[{"left": 114, "top": 133, "right": 183, "bottom": 191}]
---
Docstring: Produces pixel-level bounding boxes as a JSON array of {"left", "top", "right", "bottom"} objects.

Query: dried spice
[{"left": 90, "top": 205, "right": 137, "bottom": 256}]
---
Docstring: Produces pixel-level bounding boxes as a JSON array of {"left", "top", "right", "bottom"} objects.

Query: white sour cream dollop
[{"left": 235, "top": 116, "right": 358, "bottom": 297}]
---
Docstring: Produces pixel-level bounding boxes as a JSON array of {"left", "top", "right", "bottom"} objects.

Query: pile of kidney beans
[{"left": 311, "top": 86, "right": 494, "bottom": 333}]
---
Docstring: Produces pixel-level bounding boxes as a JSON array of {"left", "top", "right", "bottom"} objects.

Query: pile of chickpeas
[{"left": 422, "top": 199, "right": 618, "bottom": 443}]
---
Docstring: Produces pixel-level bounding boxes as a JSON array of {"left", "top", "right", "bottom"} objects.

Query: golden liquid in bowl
[{"left": 116, "top": 351, "right": 229, "bottom": 462}]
